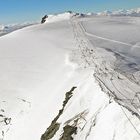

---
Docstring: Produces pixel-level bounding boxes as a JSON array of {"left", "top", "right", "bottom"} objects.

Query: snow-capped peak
[
  {"left": 0, "top": 25, "right": 5, "bottom": 31},
  {"left": 97, "top": 8, "right": 140, "bottom": 16},
  {"left": 97, "top": 10, "right": 112, "bottom": 16}
]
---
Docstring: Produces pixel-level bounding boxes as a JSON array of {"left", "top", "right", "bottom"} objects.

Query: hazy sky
[{"left": 0, "top": 0, "right": 140, "bottom": 24}]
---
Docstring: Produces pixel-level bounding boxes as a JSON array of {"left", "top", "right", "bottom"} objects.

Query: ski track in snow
[
  {"left": 70, "top": 18, "right": 140, "bottom": 138},
  {"left": 50, "top": 18, "right": 140, "bottom": 140},
  {"left": 72, "top": 18, "right": 140, "bottom": 117},
  {"left": 82, "top": 26, "right": 132, "bottom": 47}
]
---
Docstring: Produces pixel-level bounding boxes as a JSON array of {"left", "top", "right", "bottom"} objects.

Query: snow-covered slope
[
  {"left": 0, "top": 23, "right": 35, "bottom": 37},
  {"left": 0, "top": 12, "right": 140, "bottom": 140},
  {"left": 44, "top": 12, "right": 73, "bottom": 23}
]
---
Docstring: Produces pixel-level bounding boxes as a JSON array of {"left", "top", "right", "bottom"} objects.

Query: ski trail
[
  {"left": 80, "top": 22, "right": 132, "bottom": 47},
  {"left": 71, "top": 19, "right": 140, "bottom": 137},
  {"left": 71, "top": 19, "right": 140, "bottom": 118}
]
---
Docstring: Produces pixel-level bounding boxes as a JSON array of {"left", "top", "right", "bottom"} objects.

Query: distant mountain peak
[{"left": 97, "top": 8, "right": 140, "bottom": 16}]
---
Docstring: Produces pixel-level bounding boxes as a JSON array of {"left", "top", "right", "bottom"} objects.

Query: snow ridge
[{"left": 42, "top": 8, "right": 140, "bottom": 24}]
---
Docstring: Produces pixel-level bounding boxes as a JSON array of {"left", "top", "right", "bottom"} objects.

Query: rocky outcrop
[
  {"left": 41, "top": 87, "right": 77, "bottom": 140},
  {"left": 41, "top": 15, "right": 48, "bottom": 24},
  {"left": 60, "top": 125, "right": 77, "bottom": 140}
]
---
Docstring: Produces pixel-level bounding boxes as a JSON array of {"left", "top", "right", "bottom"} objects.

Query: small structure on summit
[{"left": 41, "top": 15, "right": 48, "bottom": 24}]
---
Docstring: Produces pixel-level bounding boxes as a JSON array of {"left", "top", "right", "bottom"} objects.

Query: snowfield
[{"left": 0, "top": 12, "right": 140, "bottom": 140}]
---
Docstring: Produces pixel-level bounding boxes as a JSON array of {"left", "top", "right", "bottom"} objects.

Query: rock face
[
  {"left": 41, "top": 87, "right": 77, "bottom": 140},
  {"left": 60, "top": 125, "right": 77, "bottom": 140},
  {"left": 41, "top": 15, "right": 48, "bottom": 24}
]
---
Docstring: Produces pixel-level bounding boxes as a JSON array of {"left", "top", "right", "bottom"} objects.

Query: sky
[{"left": 0, "top": 0, "right": 140, "bottom": 24}]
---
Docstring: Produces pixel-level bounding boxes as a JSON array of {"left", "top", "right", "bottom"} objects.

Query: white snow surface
[
  {"left": 96, "top": 8, "right": 140, "bottom": 16},
  {"left": 0, "top": 13, "right": 140, "bottom": 140},
  {"left": 0, "top": 23, "right": 35, "bottom": 37},
  {"left": 45, "top": 12, "right": 73, "bottom": 23}
]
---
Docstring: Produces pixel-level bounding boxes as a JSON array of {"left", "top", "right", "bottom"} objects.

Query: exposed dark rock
[
  {"left": 60, "top": 125, "right": 77, "bottom": 140},
  {"left": 67, "top": 11, "right": 73, "bottom": 14},
  {"left": 0, "top": 109, "right": 5, "bottom": 112},
  {"left": 41, "top": 15, "right": 48, "bottom": 24},
  {"left": 41, "top": 123, "right": 60, "bottom": 140},
  {"left": 41, "top": 87, "right": 77, "bottom": 140},
  {"left": 80, "top": 13, "right": 85, "bottom": 17},
  {"left": 4, "top": 117, "right": 11, "bottom": 125}
]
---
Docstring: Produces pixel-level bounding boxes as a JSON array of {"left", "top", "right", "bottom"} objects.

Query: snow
[
  {"left": 81, "top": 16, "right": 140, "bottom": 114},
  {"left": 0, "top": 25, "right": 5, "bottom": 31},
  {"left": 0, "top": 12, "right": 140, "bottom": 140},
  {"left": 96, "top": 8, "right": 140, "bottom": 16},
  {"left": 0, "top": 22, "right": 35, "bottom": 37},
  {"left": 45, "top": 12, "right": 73, "bottom": 23},
  {"left": 0, "top": 20, "right": 76, "bottom": 139},
  {"left": 82, "top": 16, "right": 140, "bottom": 58}
]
